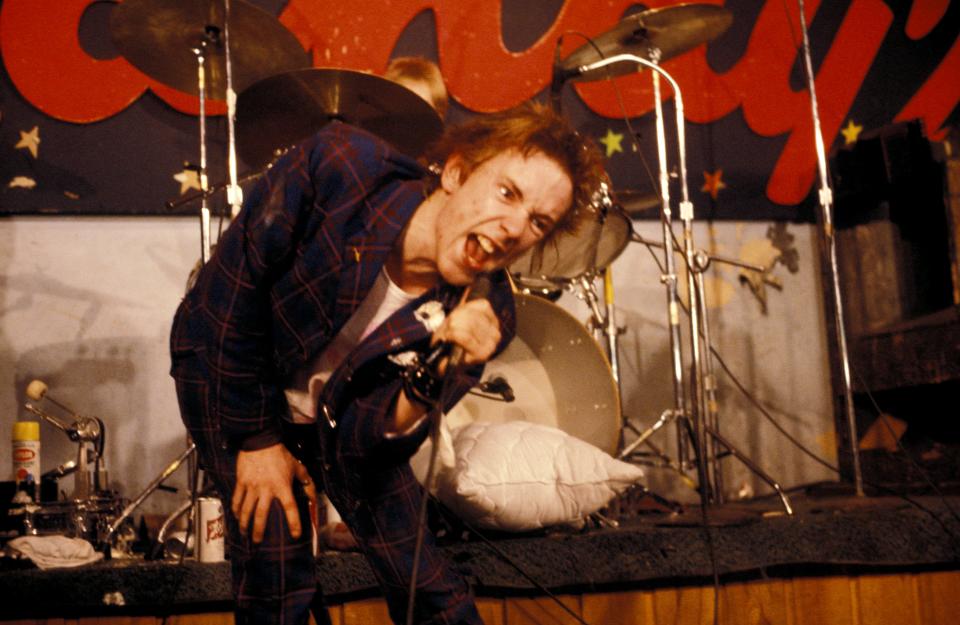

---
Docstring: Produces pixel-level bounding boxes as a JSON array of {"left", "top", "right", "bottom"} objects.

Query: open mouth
[{"left": 465, "top": 233, "right": 497, "bottom": 270}]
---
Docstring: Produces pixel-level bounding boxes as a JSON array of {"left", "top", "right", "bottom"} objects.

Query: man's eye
[
  {"left": 499, "top": 185, "right": 514, "bottom": 200},
  {"left": 531, "top": 217, "right": 549, "bottom": 233}
]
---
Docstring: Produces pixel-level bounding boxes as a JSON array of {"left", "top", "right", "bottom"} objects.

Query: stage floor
[{"left": 1, "top": 484, "right": 958, "bottom": 619}]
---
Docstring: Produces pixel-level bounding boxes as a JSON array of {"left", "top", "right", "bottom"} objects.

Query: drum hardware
[
  {"left": 24, "top": 380, "right": 106, "bottom": 502},
  {"left": 20, "top": 384, "right": 203, "bottom": 555},
  {"left": 19, "top": 381, "right": 135, "bottom": 551},
  {"left": 165, "top": 167, "right": 266, "bottom": 211},
  {"left": 233, "top": 68, "right": 445, "bottom": 171},
  {"left": 556, "top": 4, "right": 733, "bottom": 85},
  {"left": 555, "top": 5, "right": 793, "bottom": 515},
  {"left": 470, "top": 376, "right": 516, "bottom": 403},
  {"left": 616, "top": 189, "right": 660, "bottom": 219},
  {"left": 104, "top": 443, "right": 197, "bottom": 550},
  {"left": 512, "top": 276, "right": 565, "bottom": 302},
  {"left": 509, "top": 181, "right": 633, "bottom": 283},
  {"left": 111, "top": 0, "right": 310, "bottom": 252},
  {"left": 109, "top": 0, "right": 310, "bottom": 100}
]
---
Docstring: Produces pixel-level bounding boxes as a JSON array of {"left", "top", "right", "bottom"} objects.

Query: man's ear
[{"left": 440, "top": 154, "right": 463, "bottom": 193}]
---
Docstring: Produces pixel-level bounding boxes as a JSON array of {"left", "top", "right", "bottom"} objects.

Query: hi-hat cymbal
[
  {"left": 235, "top": 68, "right": 444, "bottom": 169},
  {"left": 616, "top": 189, "right": 661, "bottom": 218},
  {"left": 110, "top": 0, "right": 310, "bottom": 98},
  {"left": 562, "top": 3, "right": 733, "bottom": 83}
]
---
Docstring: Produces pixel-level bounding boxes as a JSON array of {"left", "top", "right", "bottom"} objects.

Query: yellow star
[
  {"left": 8, "top": 176, "right": 37, "bottom": 189},
  {"left": 701, "top": 169, "right": 727, "bottom": 200},
  {"left": 841, "top": 119, "right": 863, "bottom": 145},
  {"left": 173, "top": 168, "right": 202, "bottom": 195},
  {"left": 15, "top": 125, "right": 40, "bottom": 158},
  {"left": 599, "top": 128, "right": 624, "bottom": 158}
]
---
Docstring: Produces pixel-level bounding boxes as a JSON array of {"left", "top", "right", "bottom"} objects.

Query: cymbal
[
  {"left": 235, "top": 68, "right": 444, "bottom": 169},
  {"left": 110, "top": 0, "right": 310, "bottom": 98},
  {"left": 510, "top": 203, "right": 633, "bottom": 281},
  {"left": 561, "top": 3, "right": 733, "bottom": 83},
  {"left": 616, "top": 189, "right": 661, "bottom": 218}
]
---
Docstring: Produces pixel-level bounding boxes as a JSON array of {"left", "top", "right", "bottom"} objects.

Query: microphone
[{"left": 448, "top": 273, "right": 494, "bottom": 370}]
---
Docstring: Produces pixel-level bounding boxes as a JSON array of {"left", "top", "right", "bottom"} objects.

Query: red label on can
[
  {"left": 206, "top": 515, "right": 225, "bottom": 542},
  {"left": 13, "top": 448, "right": 36, "bottom": 462}
]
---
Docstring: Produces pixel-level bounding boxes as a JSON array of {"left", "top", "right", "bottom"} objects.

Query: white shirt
[{"left": 284, "top": 267, "right": 417, "bottom": 423}]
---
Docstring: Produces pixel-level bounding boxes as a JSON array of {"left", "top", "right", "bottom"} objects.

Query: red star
[{"left": 701, "top": 169, "right": 727, "bottom": 200}]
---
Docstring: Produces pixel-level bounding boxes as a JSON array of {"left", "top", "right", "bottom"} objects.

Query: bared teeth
[{"left": 476, "top": 234, "right": 495, "bottom": 254}]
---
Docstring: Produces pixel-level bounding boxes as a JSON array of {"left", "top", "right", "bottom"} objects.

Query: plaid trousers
[{"left": 174, "top": 360, "right": 483, "bottom": 625}]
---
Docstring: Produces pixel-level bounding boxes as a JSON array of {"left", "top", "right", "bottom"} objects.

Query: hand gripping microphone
[
  {"left": 448, "top": 272, "right": 494, "bottom": 369},
  {"left": 424, "top": 272, "right": 494, "bottom": 371}
]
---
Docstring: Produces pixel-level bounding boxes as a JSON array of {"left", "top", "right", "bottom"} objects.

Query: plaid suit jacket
[{"left": 170, "top": 121, "right": 516, "bottom": 453}]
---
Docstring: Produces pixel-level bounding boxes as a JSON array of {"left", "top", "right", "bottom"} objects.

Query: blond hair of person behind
[{"left": 385, "top": 56, "right": 449, "bottom": 119}]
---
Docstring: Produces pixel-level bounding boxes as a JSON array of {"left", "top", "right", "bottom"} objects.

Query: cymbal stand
[
  {"left": 572, "top": 267, "right": 682, "bottom": 473},
  {"left": 223, "top": 0, "right": 243, "bottom": 217},
  {"left": 193, "top": 41, "right": 212, "bottom": 264},
  {"left": 575, "top": 52, "right": 792, "bottom": 514}
]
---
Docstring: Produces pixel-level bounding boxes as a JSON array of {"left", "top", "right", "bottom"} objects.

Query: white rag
[{"left": 7, "top": 535, "right": 104, "bottom": 570}]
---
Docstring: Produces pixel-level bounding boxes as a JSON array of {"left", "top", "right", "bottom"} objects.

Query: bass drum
[{"left": 445, "top": 293, "right": 621, "bottom": 454}]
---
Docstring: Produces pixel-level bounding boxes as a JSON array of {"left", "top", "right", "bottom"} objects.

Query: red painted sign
[{"left": 1, "top": 0, "right": 957, "bottom": 209}]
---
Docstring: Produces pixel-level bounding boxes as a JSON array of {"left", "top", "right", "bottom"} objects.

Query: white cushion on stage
[{"left": 436, "top": 421, "right": 644, "bottom": 532}]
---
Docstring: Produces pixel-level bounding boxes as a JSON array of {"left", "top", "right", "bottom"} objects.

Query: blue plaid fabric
[{"left": 171, "top": 122, "right": 515, "bottom": 625}]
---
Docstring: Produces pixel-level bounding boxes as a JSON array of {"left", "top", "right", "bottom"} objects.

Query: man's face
[{"left": 435, "top": 148, "right": 573, "bottom": 285}]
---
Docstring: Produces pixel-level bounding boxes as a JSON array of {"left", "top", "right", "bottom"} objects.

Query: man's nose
[{"left": 500, "top": 210, "right": 526, "bottom": 239}]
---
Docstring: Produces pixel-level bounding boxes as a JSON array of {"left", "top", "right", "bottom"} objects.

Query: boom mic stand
[
  {"left": 571, "top": 52, "right": 793, "bottom": 514},
  {"left": 796, "top": 0, "right": 863, "bottom": 495}
]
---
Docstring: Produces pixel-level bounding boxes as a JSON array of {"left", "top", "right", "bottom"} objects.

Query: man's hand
[
  {"left": 232, "top": 443, "right": 317, "bottom": 544},
  {"left": 433, "top": 298, "right": 501, "bottom": 369}
]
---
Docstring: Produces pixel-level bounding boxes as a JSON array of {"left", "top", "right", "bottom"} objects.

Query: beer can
[{"left": 196, "top": 496, "right": 225, "bottom": 562}]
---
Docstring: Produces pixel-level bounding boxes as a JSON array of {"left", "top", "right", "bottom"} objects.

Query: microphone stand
[
  {"left": 796, "top": 0, "right": 863, "bottom": 495},
  {"left": 223, "top": 0, "right": 244, "bottom": 218},
  {"left": 571, "top": 52, "right": 793, "bottom": 514},
  {"left": 575, "top": 51, "right": 706, "bottom": 500},
  {"left": 193, "top": 42, "right": 212, "bottom": 264}
]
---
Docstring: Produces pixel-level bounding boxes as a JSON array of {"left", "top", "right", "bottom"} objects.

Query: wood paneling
[{"left": 4, "top": 571, "right": 959, "bottom": 625}]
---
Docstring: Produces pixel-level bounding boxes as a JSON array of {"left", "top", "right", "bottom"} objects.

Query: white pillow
[{"left": 435, "top": 421, "right": 644, "bottom": 531}]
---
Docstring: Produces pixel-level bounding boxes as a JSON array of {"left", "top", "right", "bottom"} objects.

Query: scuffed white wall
[
  {"left": 1, "top": 216, "right": 200, "bottom": 515},
  {"left": 1, "top": 215, "right": 838, "bottom": 516}
]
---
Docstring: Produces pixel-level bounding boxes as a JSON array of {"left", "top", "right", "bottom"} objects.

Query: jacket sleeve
[
  {"left": 176, "top": 124, "right": 396, "bottom": 451},
  {"left": 324, "top": 271, "right": 517, "bottom": 464}
]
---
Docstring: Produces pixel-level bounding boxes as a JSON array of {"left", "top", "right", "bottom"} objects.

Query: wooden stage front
[{"left": 2, "top": 485, "right": 959, "bottom": 624}]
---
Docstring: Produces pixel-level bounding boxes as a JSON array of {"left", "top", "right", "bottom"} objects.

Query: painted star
[
  {"left": 15, "top": 125, "right": 40, "bottom": 158},
  {"left": 173, "top": 168, "right": 202, "bottom": 195},
  {"left": 841, "top": 119, "right": 863, "bottom": 145},
  {"left": 599, "top": 128, "right": 624, "bottom": 158},
  {"left": 701, "top": 169, "right": 727, "bottom": 200},
  {"left": 8, "top": 176, "right": 37, "bottom": 189}
]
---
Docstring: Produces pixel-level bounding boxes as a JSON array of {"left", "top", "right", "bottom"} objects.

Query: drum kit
[{"left": 6, "top": 2, "right": 801, "bottom": 555}]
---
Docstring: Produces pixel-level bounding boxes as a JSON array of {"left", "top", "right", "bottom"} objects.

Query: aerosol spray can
[{"left": 12, "top": 421, "right": 40, "bottom": 501}]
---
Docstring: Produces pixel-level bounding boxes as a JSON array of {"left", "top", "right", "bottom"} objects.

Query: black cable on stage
[
  {"left": 438, "top": 505, "right": 594, "bottom": 625},
  {"left": 405, "top": 399, "right": 444, "bottom": 625},
  {"left": 635, "top": 237, "right": 960, "bottom": 549}
]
